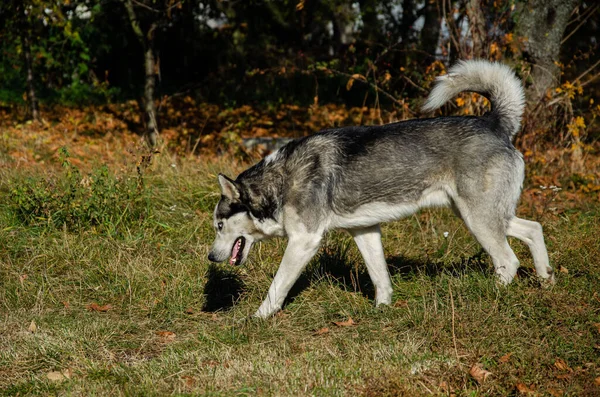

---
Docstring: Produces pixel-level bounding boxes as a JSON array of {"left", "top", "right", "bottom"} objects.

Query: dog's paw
[
  {"left": 539, "top": 268, "right": 556, "bottom": 288},
  {"left": 253, "top": 304, "right": 281, "bottom": 319},
  {"left": 495, "top": 272, "right": 515, "bottom": 286}
]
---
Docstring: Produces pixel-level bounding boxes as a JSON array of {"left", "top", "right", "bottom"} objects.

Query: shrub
[{"left": 9, "top": 147, "right": 151, "bottom": 233}]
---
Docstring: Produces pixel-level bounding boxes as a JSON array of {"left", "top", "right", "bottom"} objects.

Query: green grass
[{"left": 1, "top": 155, "right": 599, "bottom": 396}]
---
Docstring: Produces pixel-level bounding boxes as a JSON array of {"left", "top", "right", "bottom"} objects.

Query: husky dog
[{"left": 208, "top": 60, "right": 554, "bottom": 318}]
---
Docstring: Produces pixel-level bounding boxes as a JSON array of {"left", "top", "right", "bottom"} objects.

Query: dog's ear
[{"left": 218, "top": 174, "right": 240, "bottom": 200}]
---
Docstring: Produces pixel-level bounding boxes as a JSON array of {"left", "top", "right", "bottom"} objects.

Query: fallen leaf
[
  {"left": 559, "top": 266, "right": 568, "bottom": 274},
  {"left": 185, "top": 307, "right": 194, "bottom": 314},
  {"left": 333, "top": 317, "right": 356, "bottom": 327},
  {"left": 595, "top": 377, "right": 600, "bottom": 386},
  {"left": 156, "top": 331, "right": 176, "bottom": 340},
  {"left": 515, "top": 383, "right": 535, "bottom": 394},
  {"left": 469, "top": 363, "right": 492, "bottom": 384},
  {"left": 439, "top": 381, "right": 449, "bottom": 393},
  {"left": 87, "top": 303, "right": 112, "bottom": 312},
  {"left": 19, "top": 274, "right": 28, "bottom": 284},
  {"left": 313, "top": 327, "right": 329, "bottom": 335},
  {"left": 554, "top": 359, "right": 572, "bottom": 372},
  {"left": 593, "top": 323, "right": 600, "bottom": 334},
  {"left": 181, "top": 375, "right": 196, "bottom": 388},
  {"left": 555, "top": 374, "right": 571, "bottom": 380},
  {"left": 28, "top": 320, "right": 37, "bottom": 333},
  {"left": 393, "top": 299, "right": 408, "bottom": 308},
  {"left": 499, "top": 352, "right": 513, "bottom": 363},
  {"left": 46, "top": 371, "right": 68, "bottom": 382},
  {"left": 62, "top": 301, "right": 70, "bottom": 310},
  {"left": 346, "top": 78, "right": 355, "bottom": 91},
  {"left": 548, "top": 388, "right": 563, "bottom": 397}
]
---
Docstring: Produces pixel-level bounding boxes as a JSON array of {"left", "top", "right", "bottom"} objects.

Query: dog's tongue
[
  {"left": 229, "top": 238, "right": 243, "bottom": 265},
  {"left": 229, "top": 246, "right": 239, "bottom": 265}
]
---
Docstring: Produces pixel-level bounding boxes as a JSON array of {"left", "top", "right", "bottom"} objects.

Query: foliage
[{"left": 8, "top": 147, "right": 152, "bottom": 233}]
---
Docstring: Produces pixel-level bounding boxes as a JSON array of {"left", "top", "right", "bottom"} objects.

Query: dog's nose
[{"left": 208, "top": 252, "right": 217, "bottom": 262}]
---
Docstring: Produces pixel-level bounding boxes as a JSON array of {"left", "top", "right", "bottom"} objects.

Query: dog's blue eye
[{"left": 217, "top": 222, "right": 223, "bottom": 231}]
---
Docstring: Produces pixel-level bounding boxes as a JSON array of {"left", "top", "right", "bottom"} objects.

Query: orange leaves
[
  {"left": 312, "top": 317, "right": 356, "bottom": 336},
  {"left": 313, "top": 327, "right": 329, "bottom": 336},
  {"left": 499, "top": 352, "right": 513, "bottom": 363},
  {"left": 332, "top": 317, "right": 356, "bottom": 327},
  {"left": 346, "top": 74, "right": 366, "bottom": 91},
  {"left": 469, "top": 363, "right": 492, "bottom": 384},
  {"left": 515, "top": 383, "right": 535, "bottom": 394},
  {"left": 87, "top": 303, "right": 113, "bottom": 312},
  {"left": 554, "top": 359, "right": 572, "bottom": 372},
  {"left": 156, "top": 331, "right": 176, "bottom": 341},
  {"left": 393, "top": 299, "right": 408, "bottom": 308}
]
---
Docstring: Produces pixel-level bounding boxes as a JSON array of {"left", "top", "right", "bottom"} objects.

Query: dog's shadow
[
  {"left": 286, "top": 247, "right": 492, "bottom": 304},
  {"left": 201, "top": 246, "right": 499, "bottom": 312},
  {"left": 202, "top": 264, "right": 244, "bottom": 312}
]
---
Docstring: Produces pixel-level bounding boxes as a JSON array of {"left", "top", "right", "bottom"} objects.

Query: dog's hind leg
[
  {"left": 254, "top": 232, "right": 323, "bottom": 318},
  {"left": 454, "top": 201, "right": 520, "bottom": 284},
  {"left": 507, "top": 217, "right": 554, "bottom": 283},
  {"left": 349, "top": 225, "right": 394, "bottom": 306}
]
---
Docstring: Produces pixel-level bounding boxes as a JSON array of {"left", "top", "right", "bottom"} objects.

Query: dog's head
[{"left": 208, "top": 174, "right": 258, "bottom": 265}]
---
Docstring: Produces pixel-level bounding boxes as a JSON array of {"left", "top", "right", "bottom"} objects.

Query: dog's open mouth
[{"left": 229, "top": 237, "right": 246, "bottom": 265}]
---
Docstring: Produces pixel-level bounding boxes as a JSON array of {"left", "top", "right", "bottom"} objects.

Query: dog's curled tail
[{"left": 421, "top": 60, "right": 525, "bottom": 140}]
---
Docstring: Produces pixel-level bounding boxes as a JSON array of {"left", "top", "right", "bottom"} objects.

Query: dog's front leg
[
  {"left": 349, "top": 225, "right": 393, "bottom": 306},
  {"left": 254, "top": 233, "right": 322, "bottom": 318}
]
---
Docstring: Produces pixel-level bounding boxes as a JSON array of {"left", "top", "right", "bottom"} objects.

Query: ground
[{"left": 1, "top": 107, "right": 599, "bottom": 396}]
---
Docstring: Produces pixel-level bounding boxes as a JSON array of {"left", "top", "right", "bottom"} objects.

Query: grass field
[{"left": 1, "top": 151, "right": 599, "bottom": 396}]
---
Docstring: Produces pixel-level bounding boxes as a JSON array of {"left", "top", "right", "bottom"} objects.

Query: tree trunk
[
  {"left": 143, "top": 33, "right": 158, "bottom": 147},
  {"left": 420, "top": 0, "right": 442, "bottom": 62},
  {"left": 19, "top": 5, "right": 40, "bottom": 121},
  {"left": 516, "top": 0, "right": 581, "bottom": 103},
  {"left": 466, "top": 0, "right": 487, "bottom": 58},
  {"left": 122, "top": 0, "right": 159, "bottom": 147}
]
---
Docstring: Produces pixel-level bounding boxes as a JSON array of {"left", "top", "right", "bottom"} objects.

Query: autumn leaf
[
  {"left": 182, "top": 375, "right": 196, "bottom": 388},
  {"left": 47, "top": 371, "right": 66, "bottom": 382},
  {"left": 156, "top": 331, "right": 176, "bottom": 341},
  {"left": 87, "top": 303, "right": 112, "bottom": 312},
  {"left": 548, "top": 388, "right": 564, "bottom": 397},
  {"left": 346, "top": 78, "right": 355, "bottom": 91},
  {"left": 47, "top": 369, "right": 71, "bottom": 382},
  {"left": 559, "top": 266, "right": 569, "bottom": 274},
  {"left": 184, "top": 307, "right": 194, "bottom": 315},
  {"left": 313, "top": 327, "right": 329, "bottom": 336},
  {"left": 594, "top": 377, "right": 600, "bottom": 386},
  {"left": 393, "top": 299, "right": 408, "bottom": 308},
  {"left": 499, "top": 352, "right": 513, "bottom": 363},
  {"left": 554, "top": 359, "right": 572, "bottom": 372},
  {"left": 333, "top": 317, "right": 356, "bottom": 327},
  {"left": 28, "top": 320, "right": 37, "bottom": 333},
  {"left": 515, "top": 383, "right": 535, "bottom": 394},
  {"left": 469, "top": 363, "right": 492, "bottom": 384}
]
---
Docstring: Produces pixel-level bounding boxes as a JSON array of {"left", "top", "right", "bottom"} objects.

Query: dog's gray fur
[{"left": 209, "top": 60, "right": 554, "bottom": 318}]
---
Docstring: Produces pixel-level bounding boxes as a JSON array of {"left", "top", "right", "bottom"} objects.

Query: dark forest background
[{"left": 0, "top": 0, "right": 598, "bottom": 156}]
